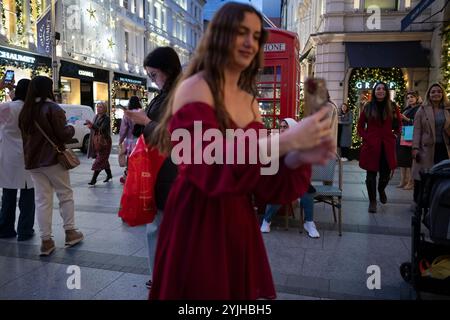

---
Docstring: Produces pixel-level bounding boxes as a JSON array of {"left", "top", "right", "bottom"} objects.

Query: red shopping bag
[{"left": 118, "top": 135, "right": 165, "bottom": 226}]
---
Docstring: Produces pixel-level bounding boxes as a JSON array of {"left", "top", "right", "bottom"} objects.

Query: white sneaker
[
  {"left": 341, "top": 157, "right": 348, "bottom": 162},
  {"left": 260, "top": 220, "right": 271, "bottom": 233},
  {"left": 304, "top": 221, "right": 320, "bottom": 238}
]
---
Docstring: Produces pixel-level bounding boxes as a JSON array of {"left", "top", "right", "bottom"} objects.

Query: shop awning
[{"left": 345, "top": 41, "right": 430, "bottom": 68}]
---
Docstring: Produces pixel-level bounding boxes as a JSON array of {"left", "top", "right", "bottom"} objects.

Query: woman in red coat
[
  {"left": 358, "top": 82, "right": 402, "bottom": 213},
  {"left": 147, "top": 2, "right": 335, "bottom": 300}
]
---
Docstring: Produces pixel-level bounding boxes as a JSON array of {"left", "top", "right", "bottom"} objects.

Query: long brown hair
[
  {"left": 150, "top": 2, "right": 268, "bottom": 154},
  {"left": 19, "top": 76, "right": 55, "bottom": 136}
]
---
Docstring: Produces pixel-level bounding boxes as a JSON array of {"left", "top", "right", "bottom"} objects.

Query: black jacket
[{"left": 142, "top": 89, "right": 177, "bottom": 211}]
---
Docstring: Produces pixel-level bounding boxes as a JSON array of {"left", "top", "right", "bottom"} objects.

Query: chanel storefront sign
[{"left": 78, "top": 70, "right": 95, "bottom": 78}]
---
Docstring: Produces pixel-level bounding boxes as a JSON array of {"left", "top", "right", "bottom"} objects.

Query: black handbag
[{"left": 34, "top": 121, "right": 80, "bottom": 170}]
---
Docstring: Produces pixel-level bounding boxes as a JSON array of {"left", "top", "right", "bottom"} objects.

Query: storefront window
[
  {"left": 0, "top": 47, "right": 52, "bottom": 102},
  {"left": 94, "top": 82, "right": 109, "bottom": 104},
  {"left": 61, "top": 77, "right": 81, "bottom": 105},
  {"left": 111, "top": 78, "right": 148, "bottom": 133}
]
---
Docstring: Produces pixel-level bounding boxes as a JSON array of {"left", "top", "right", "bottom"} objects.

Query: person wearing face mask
[
  {"left": 358, "top": 82, "right": 402, "bottom": 213},
  {"left": 396, "top": 91, "right": 421, "bottom": 190},
  {"left": 124, "top": 46, "right": 182, "bottom": 291},
  {"left": 411, "top": 83, "right": 450, "bottom": 205},
  {"left": 85, "top": 101, "right": 112, "bottom": 186}
]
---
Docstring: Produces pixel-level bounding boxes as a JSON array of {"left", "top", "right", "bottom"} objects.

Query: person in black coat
[
  {"left": 125, "top": 47, "right": 181, "bottom": 289},
  {"left": 85, "top": 101, "right": 112, "bottom": 185}
]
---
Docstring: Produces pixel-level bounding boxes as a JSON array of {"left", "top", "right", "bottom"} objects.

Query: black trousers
[
  {"left": 366, "top": 145, "right": 391, "bottom": 184},
  {"left": 341, "top": 147, "right": 350, "bottom": 158},
  {"left": 0, "top": 188, "right": 35, "bottom": 237}
]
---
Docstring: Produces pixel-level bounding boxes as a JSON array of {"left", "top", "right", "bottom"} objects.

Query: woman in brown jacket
[
  {"left": 18, "top": 76, "right": 84, "bottom": 256},
  {"left": 411, "top": 83, "right": 450, "bottom": 203}
]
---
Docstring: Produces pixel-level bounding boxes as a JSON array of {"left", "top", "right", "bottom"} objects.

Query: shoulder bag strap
[{"left": 34, "top": 121, "right": 61, "bottom": 153}]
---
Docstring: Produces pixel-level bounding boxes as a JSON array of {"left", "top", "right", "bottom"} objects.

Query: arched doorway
[{"left": 347, "top": 67, "right": 407, "bottom": 154}]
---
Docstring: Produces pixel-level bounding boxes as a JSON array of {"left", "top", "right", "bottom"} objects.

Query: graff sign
[{"left": 355, "top": 81, "right": 396, "bottom": 90}]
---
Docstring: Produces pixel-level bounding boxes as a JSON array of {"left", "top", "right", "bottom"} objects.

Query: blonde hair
[{"left": 424, "top": 83, "right": 450, "bottom": 108}]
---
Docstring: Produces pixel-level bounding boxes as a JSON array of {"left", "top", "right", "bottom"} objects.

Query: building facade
[
  {"left": 0, "top": 0, "right": 205, "bottom": 128},
  {"left": 282, "top": 0, "right": 449, "bottom": 108},
  {"left": 281, "top": 0, "right": 449, "bottom": 150}
]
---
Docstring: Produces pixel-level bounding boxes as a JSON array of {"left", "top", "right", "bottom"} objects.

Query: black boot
[
  {"left": 88, "top": 171, "right": 100, "bottom": 186},
  {"left": 103, "top": 168, "right": 113, "bottom": 183},
  {"left": 378, "top": 176, "right": 390, "bottom": 204},
  {"left": 366, "top": 177, "right": 377, "bottom": 213}
]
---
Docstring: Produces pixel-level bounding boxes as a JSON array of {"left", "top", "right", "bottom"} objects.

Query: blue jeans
[
  {"left": 263, "top": 192, "right": 314, "bottom": 223},
  {"left": 0, "top": 188, "right": 35, "bottom": 237},
  {"left": 146, "top": 210, "right": 163, "bottom": 275}
]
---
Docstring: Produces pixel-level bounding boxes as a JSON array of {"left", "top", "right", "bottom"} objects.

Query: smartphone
[
  {"left": 4, "top": 70, "right": 14, "bottom": 84},
  {"left": 304, "top": 77, "right": 328, "bottom": 116}
]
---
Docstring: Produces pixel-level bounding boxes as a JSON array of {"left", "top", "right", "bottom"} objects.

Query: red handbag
[{"left": 118, "top": 135, "right": 165, "bottom": 226}]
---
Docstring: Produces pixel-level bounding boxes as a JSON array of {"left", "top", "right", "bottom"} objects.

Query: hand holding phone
[
  {"left": 4, "top": 70, "right": 15, "bottom": 84},
  {"left": 304, "top": 78, "right": 328, "bottom": 116}
]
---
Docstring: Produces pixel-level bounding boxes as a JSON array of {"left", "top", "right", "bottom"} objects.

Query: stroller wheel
[{"left": 400, "top": 262, "right": 412, "bottom": 283}]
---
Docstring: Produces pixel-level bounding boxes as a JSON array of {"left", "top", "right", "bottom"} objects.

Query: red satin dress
[{"left": 149, "top": 102, "right": 311, "bottom": 300}]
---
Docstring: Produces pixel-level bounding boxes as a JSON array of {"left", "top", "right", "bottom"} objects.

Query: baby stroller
[{"left": 400, "top": 159, "right": 450, "bottom": 299}]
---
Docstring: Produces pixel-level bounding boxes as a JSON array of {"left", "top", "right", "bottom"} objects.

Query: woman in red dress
[{"left": 148, "top": 2, "right": 335, "bottom": 300}]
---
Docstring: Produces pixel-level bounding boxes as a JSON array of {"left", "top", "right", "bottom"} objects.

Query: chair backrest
[{"left": 311, "top": 157, "right": 338, "bottom": 183}]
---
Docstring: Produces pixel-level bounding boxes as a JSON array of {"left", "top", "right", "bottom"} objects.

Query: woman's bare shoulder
[{"left": 172, "top": 74, "right": 214, "bottom": 113}]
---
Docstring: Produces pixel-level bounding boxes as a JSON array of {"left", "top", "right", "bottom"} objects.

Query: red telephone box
[{"left": 257, "top": 28, "right": 300, "bottom": 129}]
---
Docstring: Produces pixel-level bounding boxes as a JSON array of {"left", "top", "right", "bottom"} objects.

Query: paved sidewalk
[{"left": 0, "top": 138, "right": 419, "bottom": 300}]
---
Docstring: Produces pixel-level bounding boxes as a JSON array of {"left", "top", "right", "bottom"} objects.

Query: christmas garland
[
  {"left": 29, "top": 0, "right": 42, "bottom": 26},
  {"left": 0, "top": 64, "right": 51, "bottom": 102},
  {"left": 15, "top": 0, "right": 25, "bottom": 46},
  {"left": 347, "top": 67, "right": 407, "bottom": 149},
  {"left": 31, "top": 65, "right": 52, "bottom": 78},
  {"left": 0, "top": 66, "right": 6, "bottom": 102},
  {"left": 0, "top": 2, "right": 6, "bottom": 32},
  {"left": 441, "top": 24, "right": 450, "bottom": 97}
]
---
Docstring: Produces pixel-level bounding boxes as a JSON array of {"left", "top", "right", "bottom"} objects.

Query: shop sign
[
  {"left": 36, "top": 8, "right": 52, "bottom": 56},
  {"left": 264, "top": 43, "right": 286, "bottom": 52},
  {"left": 356, "top": 81, "right": 396, "bottom": 90},
  {"left": 78, "top": 70, "right": 95, "bottom": 78},
  {"left": 0, "top": 49, "right": 36, "bottom": 64},
  {"left": 117, "top": 77, "right": 144, "bottom": 85}
]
